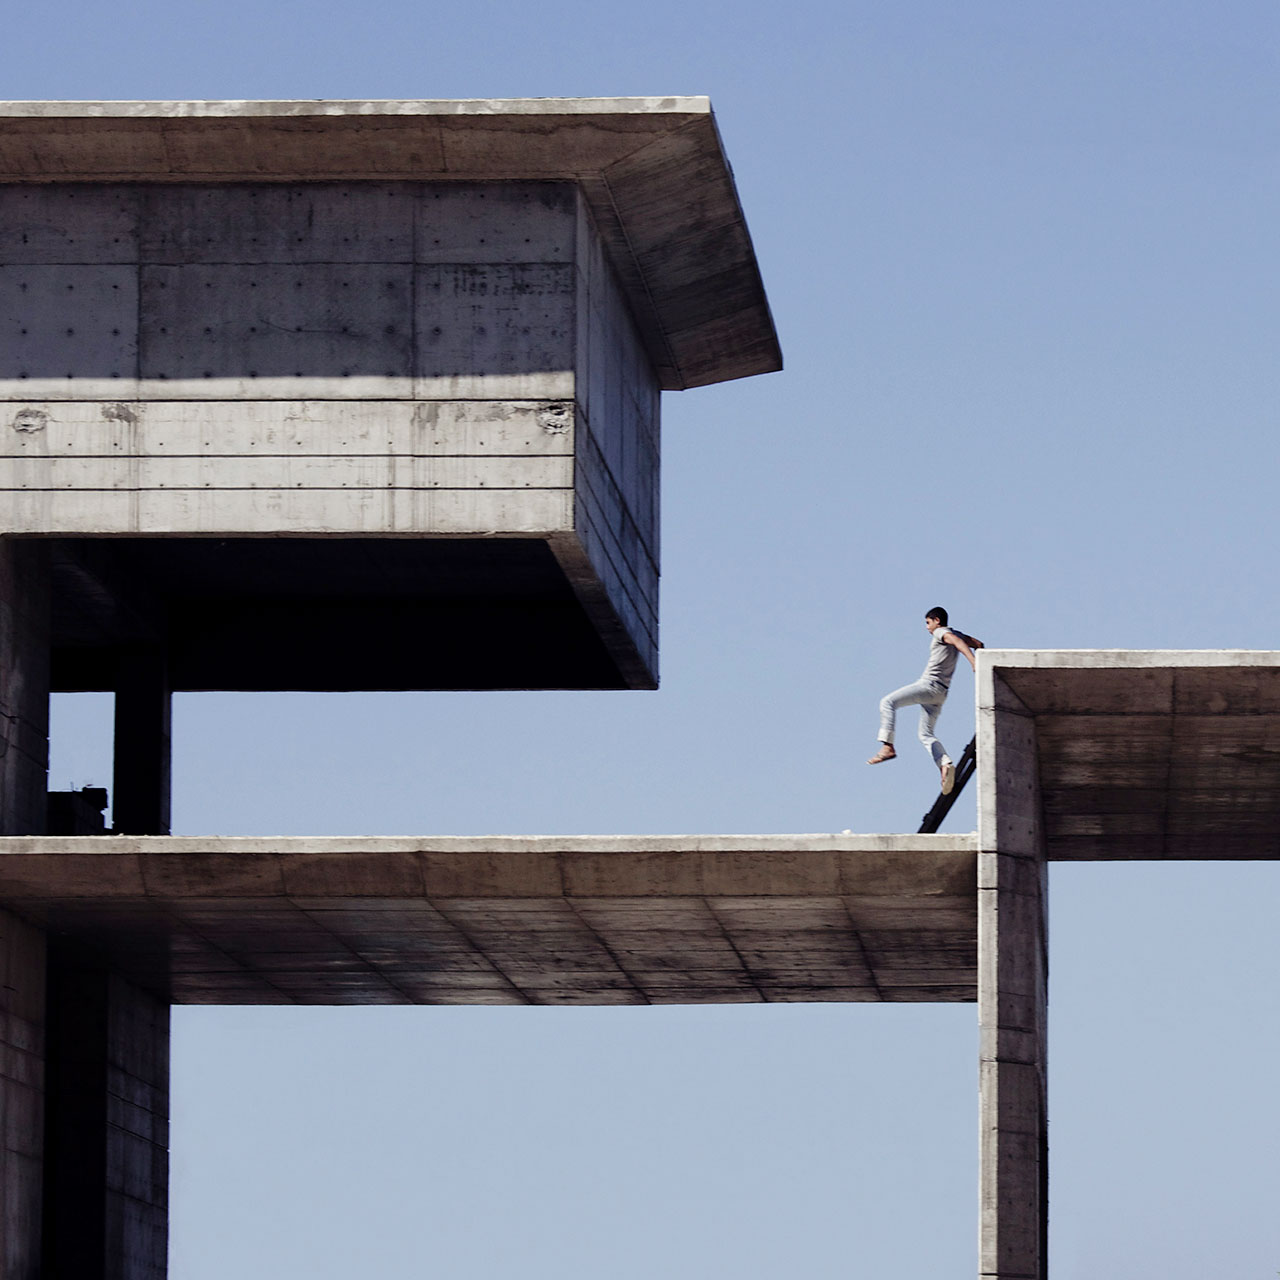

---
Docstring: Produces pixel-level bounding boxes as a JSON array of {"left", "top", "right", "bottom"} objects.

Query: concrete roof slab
[
  {"left": 0, "top": 98, "right": 782, "bottom": 390},
  {"left": 986, "top": 650, "right": 1280, "bottom": 861}
]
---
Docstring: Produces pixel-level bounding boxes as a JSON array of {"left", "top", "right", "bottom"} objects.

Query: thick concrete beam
[
  {"left": 0, "top": 908, "right": 45, "bottom": 1280},
  {"left": 977, "top": 660, "right": 1048, "bottom": 1280},
  {"left": 0, "top": 99, "right": 782, "bottom": 391},
  {"left": 0, "top": 834, "right": 977, "bottom": 1005}
]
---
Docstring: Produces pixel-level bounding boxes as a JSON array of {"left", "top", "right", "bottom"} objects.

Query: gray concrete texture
[
  {"left": 0, "top": 835, "right": 976, "bottom": 1006},
  {"left": 3, "top": 648, "right": 1279, "bottom": 1280},
  {"left": 0, "top": 99, "right": 782, "bottom": 391},
  {"left": 0, "top": 97, "right": 788, "bottom": 693},
  {"left": 977, "top": 660, "right": 1049, "bottom": 1280},
  {"left": 1, "top": 178, "right": 661, "bottom": 682},
  {"left": 986, "top": 649, "right": 1280, "bottom": 859}
]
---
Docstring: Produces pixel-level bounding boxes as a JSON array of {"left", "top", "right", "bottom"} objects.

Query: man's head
[{"left": 925, "top": 606, "right": 948, "bottom": 633}]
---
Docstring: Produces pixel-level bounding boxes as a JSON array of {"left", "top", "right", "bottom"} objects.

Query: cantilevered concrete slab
[
  {"left": 1, "top": 99, "right": 784, "bottom": 694},
  {"left": 987, "top": 650, "right": 1280, "bottom": 860},
  {"left": 0, "top": 834, "right": 976, "bottom": 1005},
  {"left": 0, "top": 98, "right": 781, "bottom": 390}
]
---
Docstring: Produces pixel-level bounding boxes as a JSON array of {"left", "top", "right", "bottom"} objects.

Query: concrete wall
[
  {"left": 0, "top": 180, "right": 660, "bottom": 678},
  {"left": 976, "top": 661, "right": 1048, "bottom": 1280}
]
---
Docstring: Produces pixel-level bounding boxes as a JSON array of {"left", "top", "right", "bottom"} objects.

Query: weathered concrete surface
[
  {"left": 977, "top": 666, "right": 1048, "bottom": 1280},
  {"left": 985, "top": 650, "right": 1280, "bottom": 860},
  {"left": 0, "top": 178, "right": 662, "bottom": 685},
  {"left": 0, "top": 99, "right": 782, "bottom": 391},
  {"left": 0, "top": 835, "right": 977, "bottom": 1006}
]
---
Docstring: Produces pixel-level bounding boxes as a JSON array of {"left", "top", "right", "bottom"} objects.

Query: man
[{"left": 867, "top": 607, "right": 981, "bottom": 795}]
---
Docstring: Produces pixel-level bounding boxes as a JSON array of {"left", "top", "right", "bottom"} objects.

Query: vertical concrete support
[
  {"left": 977, "top": 661, "right": 1048, "bottom": 1280},
  {"left": 0, "top": 540, "right": 50, "bottom": 836},
  {"left": 43, "top": 953, "right": 169, "bottom": 1280},
  {"left": 0, "top": 909, "right": 46, "bottom": 1280},
  {"left": 112, "top": 646, "right": 171, "bottom": 836}
]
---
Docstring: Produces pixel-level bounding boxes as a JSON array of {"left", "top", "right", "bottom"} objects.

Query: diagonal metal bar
[{"left": 918, "top": 735, "right": 978, "bottom": 834}]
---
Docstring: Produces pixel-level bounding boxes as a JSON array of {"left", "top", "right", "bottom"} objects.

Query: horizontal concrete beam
[
  {"left": 985, "top": 650, "right": 1280, "bottom": 861},
  {"left": 0, "top": 834, "right": 975, "bottom": 1006},
  {"left": 0, "top": 99, "right": 782, "bottom": 391}
]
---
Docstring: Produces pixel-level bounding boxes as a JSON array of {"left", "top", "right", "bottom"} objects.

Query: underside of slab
[
  {"left": 0, "top": 835, "right": 977, "bottom": 1005},
  {"left": 47, "top": 535, "right": 638, "bottom": 692},
  {"left": 986, "top": 650, "right": 1280, "bottom": 860}
]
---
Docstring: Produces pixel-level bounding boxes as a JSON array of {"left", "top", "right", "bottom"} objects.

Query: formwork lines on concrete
[
  {"left": 560, "top": 896, "right": 650, "bottom": 1005},
  {"left": 700, "top": 898, "right": 768, "bottom": 1004},
  {"left": 836, "top": 898, "right": 885, "bottom": 1002}
]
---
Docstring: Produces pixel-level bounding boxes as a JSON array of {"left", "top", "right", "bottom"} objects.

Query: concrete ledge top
[
  {"left": 0, "top": 833, "right": 975, "bottom": 1007},
  {"left": 0, "top": 97, "right": 782, "bottom": 391},
  {"left": 0, "top": 831, "right": 972, "bottom": 858},
  {"left": 984, "top": 648, "right": 1280, "bottom": 670},
  {"left": 0, "top": 97, "right": 712, "bottom": 119}
]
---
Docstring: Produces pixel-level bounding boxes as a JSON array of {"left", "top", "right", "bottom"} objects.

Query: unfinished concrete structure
[
  {"left": 0, "top": 96, "right": 785, "bottom": 1278},
  {"left": 2, "top": 100, "right": 1275, "bottom": 1280},
  {"left": 0, "top": 97, "right": 781, "bottom": 703},
  {"left": 4, "top": 649, "right": 1279, "bottom": 1277}
]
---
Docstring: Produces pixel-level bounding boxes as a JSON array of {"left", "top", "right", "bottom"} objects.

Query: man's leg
[
  {"left": 871, "top": 681, "right": 939, "bottom": 764},
  {"left": 918, "top": 699, "right": 957, "bottom": 791}
]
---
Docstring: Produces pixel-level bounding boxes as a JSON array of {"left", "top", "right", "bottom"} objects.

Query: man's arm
[{"left": 944, "top": 631, "right": 978, "bottom": 672}]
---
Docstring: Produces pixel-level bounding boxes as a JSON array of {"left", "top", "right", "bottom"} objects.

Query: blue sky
[{"left": 24, "top": 0, "right": 1280, "bottom": 1274}]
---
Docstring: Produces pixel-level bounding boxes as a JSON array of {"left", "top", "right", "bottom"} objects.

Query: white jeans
[{"left": 878, "top": 679, "right": 952, "bottom": 767}]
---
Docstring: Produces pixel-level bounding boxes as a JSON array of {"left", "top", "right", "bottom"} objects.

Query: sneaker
[{"left": 940, "top": 762, "right": 956, "bottom": 795}]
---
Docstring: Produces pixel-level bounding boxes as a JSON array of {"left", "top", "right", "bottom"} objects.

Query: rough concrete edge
[
  {"left": 983, "top": 648, "right": 1280, "bottom": 669},
  {"left": 546, "top": 532, "right": 657, "bottom": 690},
  {"left": 0, "top": 832, "right": 979, "bottom": 856},
  {"left": 0, "top": 98, "right": 712, "bottom": 119}
]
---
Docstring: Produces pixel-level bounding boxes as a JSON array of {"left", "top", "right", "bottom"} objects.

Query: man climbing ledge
[{"left": 867, "top": 606, "right": 982, "bottom": 795}]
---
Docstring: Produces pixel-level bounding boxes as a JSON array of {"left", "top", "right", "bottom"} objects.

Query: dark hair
[{"left": 926, "top": 606, "right": 948, "bottom": 625}]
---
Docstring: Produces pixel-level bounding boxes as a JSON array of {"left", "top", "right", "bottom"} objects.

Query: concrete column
[
  {"left": 0, "top": 910, "right": 46, "bottom": 1280},
  {"left": 43, "top": 951, "right": 170, "bottom": 1280},
  {"left": 0, "top": 539, "right": 50, "bottom": 836},
  {"left": 112, "top": 646, "right": 171, "bottom": 836},
  {"left": 977, "top": 661, "right": 1048, "bottom": 1280}
]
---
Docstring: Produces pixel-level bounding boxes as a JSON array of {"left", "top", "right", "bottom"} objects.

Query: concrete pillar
[
  {"left": 0, "top": 910, "right": 46, "bottom": 1280},
  {"left": 0, "top": 539, "right": 50, "bottom": 836},
  {"left": 977, "top": 661, "right": 1048, "bottom": 1279},
  {"left": 43, "top": 950, "right": 170, "bottom": 1280},
  {"left": 112, "top": 646, "right": 171, "bottom": 836}
]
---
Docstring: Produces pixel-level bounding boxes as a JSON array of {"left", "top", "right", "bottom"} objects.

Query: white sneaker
[{"left": 940, "top": 762, "right": 956, "bottom": 795}]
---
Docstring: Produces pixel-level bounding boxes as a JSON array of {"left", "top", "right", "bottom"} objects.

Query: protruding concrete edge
[
  {"left": 0, "top": 831, "right": 977, "bottom": 857},
  {"left": 982, "top": 648, "right": 1280, "bottom": 669},
  {"left": 0, "top": 97, "right": 783, "bottom": 392}
]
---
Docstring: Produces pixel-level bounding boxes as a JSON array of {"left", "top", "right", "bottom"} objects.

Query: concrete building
[
  {"left": 4, "top": 649, "right": 1279, "bottom": 1277},
  {"left": 0, "top": 97, "right": 781, "bottom": 709},
  {"left": 0, "top": 96, "right": 783, "bottom": 1279},
  {"left": 2, "top": 100, "right": 1275, "bottom": 1280}
]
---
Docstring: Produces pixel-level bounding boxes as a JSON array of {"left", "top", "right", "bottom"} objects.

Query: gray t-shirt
[{"left": 921, "top": 627, "right": 959, "bottom": 690}]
